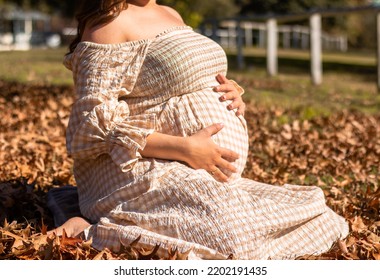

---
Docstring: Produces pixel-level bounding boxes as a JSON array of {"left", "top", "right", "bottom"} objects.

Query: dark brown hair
[{"left": 68, "top": 0, "right": 128, "bottom": 53}]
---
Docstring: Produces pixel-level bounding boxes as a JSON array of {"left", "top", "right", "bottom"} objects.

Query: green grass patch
[
  {"left": 228, "top": 47, "right": 377, "bottom": 74},
  {"left": 0, "top": 48, "right": 72, "bottom": 85}
]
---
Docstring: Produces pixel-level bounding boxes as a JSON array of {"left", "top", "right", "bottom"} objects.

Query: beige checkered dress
[{"left": 64, "top": 26, "right": 348, "bottom": 259}]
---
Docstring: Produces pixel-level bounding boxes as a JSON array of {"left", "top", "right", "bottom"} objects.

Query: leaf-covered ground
[{"left": 0, "top": 79, "right": 379, "bottom": 260}]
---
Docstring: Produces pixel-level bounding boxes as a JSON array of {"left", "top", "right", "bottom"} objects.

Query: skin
[{"left": 49, "top": 0, "right": 247, "bottom": 238}]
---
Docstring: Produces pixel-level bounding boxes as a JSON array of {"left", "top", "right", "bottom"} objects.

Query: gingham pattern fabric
[{"left": 64, "top": 26, "right": 348, "bottom": 259}]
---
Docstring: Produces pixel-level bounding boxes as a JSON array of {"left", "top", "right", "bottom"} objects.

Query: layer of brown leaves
[
  {"left": 0, "top": 80, "right": 379, "bottom": 259},
  {"left": 0, "top": 220, "right": 190, "bottom": 260},
  {"left": 0, "top": 80, "right": 75, "bottom": 186},
  {"left": 243, "top": 106, "right": 380, "bottom": 260}
]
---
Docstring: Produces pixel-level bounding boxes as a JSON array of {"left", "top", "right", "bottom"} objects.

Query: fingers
[
  {"left": 208, "top": 161, "right": 237, "bottom": 183},
  {"left": 214, "top": 83, "right": 236, "bottom": 97},
  {"left": 213, "top": 75, "right": 246, "bottom": 117},
  {"left": 219, "top": 146, "right": 239, "bottom": 162},
  {"left": 236, "top": 103, "right": 246, "bottom": 116},
  {"left": 208, "top": 147, "right": 239, "bottom": 182},
  {"left": 214, "top": 85, "right": 243, "bottom": 112},
  {"left": 218, "top": 89, "right": 237, "bottom": 102},
  {"left": 217, "top": 91, "right": 245, "bottom": 116},
  {"left": 225, "top": 98, "right": 241, "bottom": 111},
  {"left": 202, "top": 122, "right": 224, "bottom": 136},
  {"left": 214, "top": 74, "right": 235, "bottom": 96},
  {"left": 210, "top": 167, "right": 230, "bottom": 183},
  {"left": 215, "top": 75, "right": 244, "bottom": 96},
  {"left": 215, "top": 73, "right": 229, "bottom": 84},
  {"left": 200, "top": 126, "right": 239, "bottom": 162},
  {"left": 190, "top": 122, "right": 241, "bottom": 182}
]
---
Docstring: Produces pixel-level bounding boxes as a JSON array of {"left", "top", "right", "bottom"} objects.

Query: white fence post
[
  {"left": 236, "top": 20, "right": 245, "bottom": 70},
  {"left": 310, "top": 13, "right": 322, "bottom": 85},
  {"left": 267, "top": 18, "right": 278, "bottom": 76}
]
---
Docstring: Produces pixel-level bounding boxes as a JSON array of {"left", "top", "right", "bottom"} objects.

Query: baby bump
[{"left": 156, "top": 90, "right": 249, "bottom": 179}]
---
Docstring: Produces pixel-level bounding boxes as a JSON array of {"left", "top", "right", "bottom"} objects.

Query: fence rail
[{"left": 201, "top": 5, "right": 380, "bottom": 91}]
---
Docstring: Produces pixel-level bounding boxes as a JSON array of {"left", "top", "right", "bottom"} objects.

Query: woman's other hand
[
  {"left": 184, "top": 123, "right": 239, "bottom": 183},
  {"left": 213, "top": 74, "right": 246, "bottom": 117}
]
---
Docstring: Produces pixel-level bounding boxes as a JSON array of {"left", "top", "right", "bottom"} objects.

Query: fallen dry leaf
[{"left": 0, "top": 79, "right": 379, "bottom": 259}]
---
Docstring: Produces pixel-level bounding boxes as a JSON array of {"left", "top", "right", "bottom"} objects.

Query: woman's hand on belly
[
  {"left": 183, "top": 123, "right": 239, "bottom": 183},
  {"left": 140, "top": 124, "right": 239, "bottom": 182},
  {"left": 213, "top": 74, "right": 246, "bottom": 117}
]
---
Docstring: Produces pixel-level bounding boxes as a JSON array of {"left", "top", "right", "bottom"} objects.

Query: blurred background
[
  {"left": 1, "top": 1, "right": 380, "bottom": 90},
  {"left": 0, "top": 0, "right": 379, "bottom": 51}
]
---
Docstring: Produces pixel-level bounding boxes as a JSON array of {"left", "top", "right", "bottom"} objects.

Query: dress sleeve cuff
[{"left": 107, "top": 114, "right": 156, "bottom": 172}]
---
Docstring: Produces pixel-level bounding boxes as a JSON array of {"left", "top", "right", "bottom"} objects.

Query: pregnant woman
[{"left": 54, "top": 0, "right": 348, "bottom": 259}]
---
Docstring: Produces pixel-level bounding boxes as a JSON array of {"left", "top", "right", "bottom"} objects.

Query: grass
[
  {"left": 228, "top": 47, "right": 377, "bottom": 73},
  {"left": 1, "top": 46, "right": 380, "bottom": 116},
  {"left": 232, "top": 68, "right": 380, "bottom": 115},
  {"left": 0, "top": 47, "right": 72, "bottom": 85}
]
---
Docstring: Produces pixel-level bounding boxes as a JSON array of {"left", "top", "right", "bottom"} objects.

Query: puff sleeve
[{"left": 64, "top": 41, "right": 155, "bottom": 172}]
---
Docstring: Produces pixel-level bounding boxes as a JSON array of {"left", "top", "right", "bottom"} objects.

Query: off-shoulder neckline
[{"left": 77, "top": 25, "right": 192, "bottom": 50}]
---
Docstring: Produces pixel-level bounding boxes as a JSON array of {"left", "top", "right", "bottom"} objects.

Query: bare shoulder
[
  {"left": 160, "top": 5, "right": 184, "bottom": 23},
  {"left": 81, "top": 14, "right": 130, "bottom": 44},
  {"left": 81, "top": 6, "right": 185, "bottom": 44}
]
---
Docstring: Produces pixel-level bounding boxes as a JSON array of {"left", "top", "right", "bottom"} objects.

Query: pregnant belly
[{"left": 156, "top": 89, "right": 249, "bottom": 180}]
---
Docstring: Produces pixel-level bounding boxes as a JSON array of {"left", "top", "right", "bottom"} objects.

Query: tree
[
  {"left": 158, "top": 0, "right": 241, "bottom": 27},
  {"left": 238, "top": 0, "right": 351, "bottom": 15},
  {"left": 0, "top": 0, "right": 76, "bottom": 17}
]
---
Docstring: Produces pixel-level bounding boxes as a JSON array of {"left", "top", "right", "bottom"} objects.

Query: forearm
[{"left": 139, "top": 132, "right": 189, "bottom": 163}]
